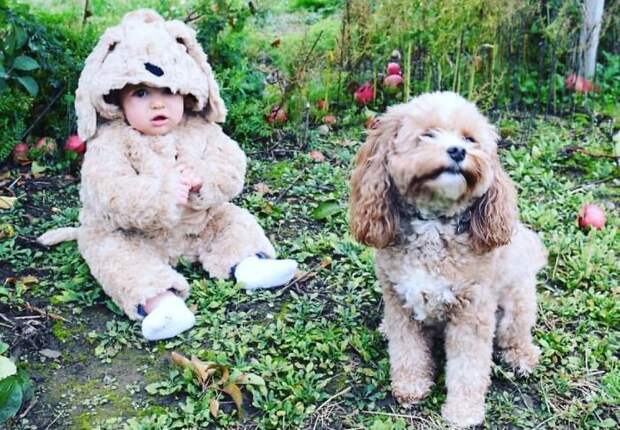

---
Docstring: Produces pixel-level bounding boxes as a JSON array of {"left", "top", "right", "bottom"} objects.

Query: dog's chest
[{"left": 379, "top": 220, "right": 474, "bottom": 322}]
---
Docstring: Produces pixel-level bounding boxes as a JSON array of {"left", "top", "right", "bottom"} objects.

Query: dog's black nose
[{"left": 447, "top": 146, "right": 466, "bottom": 162}]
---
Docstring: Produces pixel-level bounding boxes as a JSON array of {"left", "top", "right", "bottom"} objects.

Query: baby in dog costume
[{"left": 38, "top": 9, "right": 297, "bottom": 340}]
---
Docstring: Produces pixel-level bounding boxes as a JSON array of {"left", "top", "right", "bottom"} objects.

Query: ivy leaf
[
  {"left": 0, "top": 375, "right": 23, "bottom": 423},
  {"left": 14, "top": 27, "right": 28, "bottom": 50},
  {"left": 13, "top": 56, "right": 39, "bottom": 71},
  {"left": 311, "top": 200, "right": 341, "bottom": 220},
  {"left": 15, "top": 76, "right": 38, "bottom": 96},
  {"left": 0, "top": 357, "right": 16, "bottom": 380}
]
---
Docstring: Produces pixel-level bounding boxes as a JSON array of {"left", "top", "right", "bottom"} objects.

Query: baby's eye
[
  {"left": 134, "top": 88, "right": 148, "bottom": 98},
  {"left": 463, "top": 135, "right": 477, "bottom": 143},
  {"left": 162, "top": 87, "right": 173, "bottom": 95}
]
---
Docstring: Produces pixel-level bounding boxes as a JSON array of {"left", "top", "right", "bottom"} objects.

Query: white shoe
[
  {"left": 141, "top": 294, "right": 195, "bottom": 341},
  {"left": 235, "top": 256, "right": 298, "bottom": 290}
]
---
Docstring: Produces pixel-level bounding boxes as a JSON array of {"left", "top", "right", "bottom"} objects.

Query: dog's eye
[
  {"left": 421, "top": 132, "right": 435, "bottom": 138},
  {"left": 463, "top": 135, "right": 476, "bottom": 143}
]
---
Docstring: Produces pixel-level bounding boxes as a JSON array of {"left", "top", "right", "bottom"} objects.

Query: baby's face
[{"left": 120, "top": 85, "right": 184, "bottom": 136}]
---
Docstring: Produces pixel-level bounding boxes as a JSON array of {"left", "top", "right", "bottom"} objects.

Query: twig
[
  {"left": 314, "top": 387, "right": 351, "bottom": 416},
  {"left": 276, "top": 260, "right": 329, "bottom": 296},
  {"left": 272, "top": 174, "right": 303, "bottom": 204},
  {"left": 44, "top": 411, "right": 64, "bottom": 430},
  {"left": 18, "top": 397, "right": 38, "bottom": 419},
  {"left": 24, "top": 302, "right": 68, "bottom": 322},
  {"left": 361, "top": 410, "right": 428, "bottom": 421},
  {"left": 564, "top": 146, "right": 620, "bottom": 160},
  {"left": 568, "top": 176, "right": 617, "bottom": 194},
  {"left": 20, "top": 84, "right": 65, "bottom": 141}
]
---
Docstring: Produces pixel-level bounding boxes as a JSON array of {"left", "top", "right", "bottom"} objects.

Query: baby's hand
[{"left": 178, "top": 163, "right": 203, "bottom": 192}]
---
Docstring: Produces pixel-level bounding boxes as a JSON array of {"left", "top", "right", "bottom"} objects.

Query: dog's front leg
[
  {"left": 441, "top": 295, "right": 496, "bottom": 427},
  {"left": 381, "top": 287, "right": 434, "bottom": 406}
]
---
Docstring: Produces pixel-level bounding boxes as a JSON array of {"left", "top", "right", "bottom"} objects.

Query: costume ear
[
  {"left": 166, "top": 21, "right": 227, "bottom": 123},
  {"left": 469, "top": 157, "right": 517, "bottom": 253},
  {"left": 349, "top": 113, "right": 402, "bottom": 249},
  {"left": 75, "top": 28, "right": 121, "bottom": 140}
]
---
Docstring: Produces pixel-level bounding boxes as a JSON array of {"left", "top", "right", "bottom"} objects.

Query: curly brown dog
[{"left": 350, "top": 91, "right": 546, "bottom": 427}]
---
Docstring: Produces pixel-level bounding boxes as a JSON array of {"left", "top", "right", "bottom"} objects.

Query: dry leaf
[
  {"left": 222, "top": 383, "right": 244, "bottom": 418},
  {"left": 20, "top": 275, "right": 39, "bottom": 285},
  {"left": 308, "top": 150, "right": 326, "bottom": 162},
  {"left": 0, "top": 196, "right": 17, "bottom": 210},
  {"left": 171, "top": 351, "right": 191, "bottom": 368},
  {"left": 253, "top": 182, "right": 272, "bottom": 195},
  {"left": 209, "top": 397, "right": 219, "bottom": 417},
  {"left": 39, "top": 349, "right": 61, "bottom": 359}
]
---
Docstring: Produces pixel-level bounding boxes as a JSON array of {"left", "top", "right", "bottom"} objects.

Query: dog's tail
[{"left": 37, "top": 227, "right": 79, "bottom": 246}]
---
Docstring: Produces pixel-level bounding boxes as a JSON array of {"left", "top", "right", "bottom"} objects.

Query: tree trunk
[{"left": 578, "top": 0, "right": 605, "bottom": 78}]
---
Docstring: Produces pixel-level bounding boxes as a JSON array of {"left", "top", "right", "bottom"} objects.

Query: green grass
[{"left": 1, "top": 114, "right": 618, "bottom": 429}]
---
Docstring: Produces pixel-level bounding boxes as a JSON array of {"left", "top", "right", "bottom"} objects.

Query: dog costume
[{"left": 39, "top": 9, "right": 292, "bottom": 320}]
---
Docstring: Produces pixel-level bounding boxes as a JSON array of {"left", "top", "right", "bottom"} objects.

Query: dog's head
[
  {"left": 75, "top": 9, "right": 227, "bottom": 141},
  {"left": 350, "top": 91, "right": 516, "bottom": 252}
]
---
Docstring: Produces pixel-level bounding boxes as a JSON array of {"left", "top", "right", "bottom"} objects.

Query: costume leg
[
  {"left": 78, "top": 228, "right": 189, "bottom": 320},
  {"left": 197, "top": 203, "right": 276, "bottom": 279}
]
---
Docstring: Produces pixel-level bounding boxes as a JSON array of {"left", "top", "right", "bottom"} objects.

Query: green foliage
[
  {"left": 0, "top": 88, "right": 32, "bottom": 161},
  {"left": 0, "top": 341, "right": 32, "bottom": 425}
]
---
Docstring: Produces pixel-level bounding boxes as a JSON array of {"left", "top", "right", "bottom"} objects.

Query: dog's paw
[
  {"left": 441, "top": 399, "right": 484, "bottom": 428},
  {"left": 392, "top": 380, "right": 432, "bottom": 407},
  {"left": 503, "top": 344, "right": 540, "bottom": 375}
]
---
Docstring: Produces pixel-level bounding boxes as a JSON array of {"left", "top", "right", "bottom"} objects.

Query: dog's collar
[{"left": 400, "top": 203, "right": 475, "bottom": 235}]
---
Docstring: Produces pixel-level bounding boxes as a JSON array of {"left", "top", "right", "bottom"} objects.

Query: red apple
[
  {"left": 354, "top": 82, "right": 374, "bottom": 106},
  {"left": 12, "top": 142, "right": 29, "bottom": 163},
  {"left": 35, "top": 137, "right": 57, "bottom": 154},
  {"left": 565, "top": 73, "right": 594, "bottom": 93},
  {"left": 577, "top": 203, "right": 606, "bottom": 230},
  {"left": 267, "top": 106, "right": 287, "bottom": 124},
  {"left": 322, "top": 115, "right": 337, "bottom": 125},
  {"left": 64, "top": 135, "right": 86, "bottom": 154},
  {"left": 383, "top": 74, "right": 403, "bottom": 94},
  {"left": 386, "top": 62, "right": 402, "bottom": 76}
]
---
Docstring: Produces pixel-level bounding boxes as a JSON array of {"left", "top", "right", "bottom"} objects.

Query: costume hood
[{"left": 75, "top": 9, "right": 227, "bottom": 140}]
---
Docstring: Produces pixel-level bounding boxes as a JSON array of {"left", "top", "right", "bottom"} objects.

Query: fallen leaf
[
  {"left": 31, "top": 161, "right": 46, "bottom": 178},
  {"left": 39, "top": 349, "right": 61, "bottom": 359},
  {"left": 171, "top": 351, "right": 191, "bottom": 368},
  {"left": 308, "top": 150, "right": 326, "bottom": 162},
  {"left": 209, "top": 397, "right": 219, "bottom": 417},
  {"left": 222, "top": 383, "right": 244, "bottom": 418},
  {"left": 253, "top": 182, "right": 272, "bottom": 195},
  {"left": 19, "top": 275, "right": 39, "bottom": 285},
  {"left": 0, "top": 196, "right": 17, "bottom": 210}
]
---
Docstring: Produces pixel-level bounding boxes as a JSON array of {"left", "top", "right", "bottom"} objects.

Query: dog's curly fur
[{"left": 350, "top": 92, "right": 547, "bottom": 427}]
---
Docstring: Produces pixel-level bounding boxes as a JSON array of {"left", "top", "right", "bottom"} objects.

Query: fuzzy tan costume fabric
[
  {"left": 39, "top": 9, "right": 275, "bottom": 319},
  {"left": 350, "top": 92, "right": 547, "bottom": 427}
]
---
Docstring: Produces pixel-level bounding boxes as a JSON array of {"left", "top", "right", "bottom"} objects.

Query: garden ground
[{"left": 1, "top": 111, "right": 618, "bottom": 429}]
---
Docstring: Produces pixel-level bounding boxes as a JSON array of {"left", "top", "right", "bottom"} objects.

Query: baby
[{"left": 38, "top": 10, "right": 297, "bottom": 341}]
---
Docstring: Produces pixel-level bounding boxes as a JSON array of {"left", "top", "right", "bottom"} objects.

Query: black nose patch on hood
[{"left": 144, "top": 62, "right": 164, "bottom": 77}]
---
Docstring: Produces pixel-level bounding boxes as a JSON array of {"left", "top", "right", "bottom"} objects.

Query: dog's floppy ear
[
  {"left": 469, "top": 155, "right": 517, "bottom": 253},
  {"left": 349, "top": 113, "right": 401, "bottom": 249},
  {"left": 166, "top": 21, "right": 227, "bottom": 123},
  {"left": 75, "top": 28, "right": 121, "bottom": 140}
]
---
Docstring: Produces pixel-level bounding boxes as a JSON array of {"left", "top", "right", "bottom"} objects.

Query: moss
[{"left": 52, "top": 320, "right": 72, "bottom": 341}]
